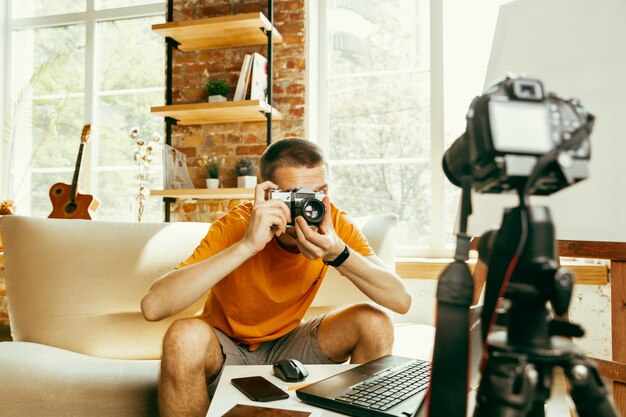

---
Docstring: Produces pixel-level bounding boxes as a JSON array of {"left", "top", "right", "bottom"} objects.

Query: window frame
[
  {"left": 308, "top": 0, "right": 449, "bottom": 258},
  {"left": 2, "top": 0, "right": 165, "bottom": 212}
]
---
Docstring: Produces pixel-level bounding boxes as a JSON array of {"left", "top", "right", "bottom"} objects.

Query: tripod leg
[
  {"left": 525, "top": 364, "right": 552, "bottom": 417},
  {"left": 564, "top": 354, "right": 619, "bottom": 417},
  {"left": 474, "top": 352, "right": 539, "bottom": 417}
]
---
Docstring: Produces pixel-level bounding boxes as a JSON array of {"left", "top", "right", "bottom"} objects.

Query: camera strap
[{"left": 426, "top": 180, "right": 475, "bottom": 417}]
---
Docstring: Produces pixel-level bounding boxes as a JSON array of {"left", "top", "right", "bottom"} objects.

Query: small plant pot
[
  {"left": 208, "top": 95, "right": 227, "bottom": 103},
  {"left": 237, "top": 176, "right": 257, "bottom": 188},
  {"left": 206, "top": 178, "right": 220, "bottom": 188}
]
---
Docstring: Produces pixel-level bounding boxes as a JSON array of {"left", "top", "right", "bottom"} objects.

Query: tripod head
[{"left": 477, "top": 194, "right": 581, "bottom": 350}]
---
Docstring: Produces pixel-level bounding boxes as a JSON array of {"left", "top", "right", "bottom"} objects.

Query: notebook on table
[{"left": 296, "top": 306, "right": 484, "bottom": 417}]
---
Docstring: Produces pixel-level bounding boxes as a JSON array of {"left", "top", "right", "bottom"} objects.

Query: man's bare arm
[
  {"left": 140, "top": 240, "right": 257, "bottom": 321},
  {"left": 141, "top": 181, "right": 290, "bottom": 321},
  {"left": 334, "top": 252, "right": 411, "bottom": 314},
  {"left": 294, "top": 198, "right": 411, "bottom": 314}
]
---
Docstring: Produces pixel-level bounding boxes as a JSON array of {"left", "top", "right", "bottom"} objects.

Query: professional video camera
[
  {"left": 443, "top": 76, "right": 591, "bottom": 195},
  {"left": 426, "top": 76, "right": 618, "bottom": 417}
]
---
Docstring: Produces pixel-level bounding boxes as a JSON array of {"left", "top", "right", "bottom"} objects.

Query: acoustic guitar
[{"left": 48, "top": 125, "right": 96, "bottom": 220}]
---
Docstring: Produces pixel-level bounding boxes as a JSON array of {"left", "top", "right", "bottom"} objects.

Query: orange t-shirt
[{"left": 178, "top": 202, "right": 373, "bottom": 349}]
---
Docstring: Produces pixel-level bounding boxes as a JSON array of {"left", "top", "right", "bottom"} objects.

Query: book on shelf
[
  {"left": 162, "top": 144, "right": 194, "bottom": 190},
  {"left": 234, "top": 54, "right": 253, "bottom": 101},
  {"left": 249, "top": 52, "right": 268, "bottom": 101}
]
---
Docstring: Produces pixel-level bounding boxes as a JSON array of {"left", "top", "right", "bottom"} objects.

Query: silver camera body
[{"left": 268, "top": 187, "right": 326, "bottom": 226}]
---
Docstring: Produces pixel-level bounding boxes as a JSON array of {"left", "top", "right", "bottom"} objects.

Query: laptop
[{"left": 296, "top": 306, "right": 484, "bottom": 417}]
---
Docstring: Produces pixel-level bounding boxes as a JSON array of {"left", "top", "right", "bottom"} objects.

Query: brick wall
[{"left": 168, "top": 0, "right": 306, "bottom": 222}]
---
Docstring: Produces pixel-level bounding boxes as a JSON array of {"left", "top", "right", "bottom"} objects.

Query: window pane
[
  {"left": 97, "top": 16, "right": 165, "bottom": 91},
  {"left": 10, "top": 25, "right": 85, "bottom": 212},
  {"left": 96, "top": 0, "right": 164, "bottom": 10},
  {"left": 94, "top": 14, "right": 165, "bottom": 222},
  {"left": 31, "top": 97, "right": 85, "bottom": 169},
  {"left": 12, "top": 0, "right": 84, "bottom": 19},
  {"left": 14, "top": 26, "right": 85, "bottom": 96},
  {"left": 7, "top": 3, "right": 165, "bottom": 220},
  {"left": 330, "top": 163, "right": 431, "bottom": 248},
  {"left": 97, "top": 92, "right": 164, "bottom": 167},
  {"left": 96, "top": 168, "right": 163, "bottom": 222},
  {"left": 328, "top": 0, "right": 428, "bottom": 74},
  {"left": 321, "top": 0, "right": 515, "bottom": 255},
  {"left": 13, "top": 97, "right": 84, "bottom": 219},
  {"left": 328, "top": 72, "right": 430, "bottom": 161},
  {"left": 96, "top": 92, "right": 164, "bottom": 222},
  {"left": 325, "top": 0, "right": 431, "bottom": 251}
]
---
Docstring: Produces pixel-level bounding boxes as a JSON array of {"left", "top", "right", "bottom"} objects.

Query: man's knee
[
  {"left": 351, "top": 303, "right": 394, "bottom": 343},
  {"left": 162, "top": 318, "right": 221, "bottom": 373}
]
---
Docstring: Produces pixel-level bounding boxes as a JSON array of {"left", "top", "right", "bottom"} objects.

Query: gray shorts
[{"left": 207, "top": 315, "right": 335, "bottom": 396}]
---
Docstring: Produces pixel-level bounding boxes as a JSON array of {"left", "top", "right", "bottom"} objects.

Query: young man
[{"left": 141, "top": 138, "right": 412, "bottom": 417}]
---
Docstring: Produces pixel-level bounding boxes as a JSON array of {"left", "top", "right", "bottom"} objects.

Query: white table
[
  {"left": 207, "top": 364, "right": 572, "bottom": 417},
  {"left": 207, "top": 364, "right": 354, "bottom": 417}
]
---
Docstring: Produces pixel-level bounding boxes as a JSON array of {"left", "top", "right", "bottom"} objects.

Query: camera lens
[
  {"left": 297, "top": 198, "right": 325, "bottom": 225},
  {"left": 442, "top": 132, "right": 471, "bottom": 188}
]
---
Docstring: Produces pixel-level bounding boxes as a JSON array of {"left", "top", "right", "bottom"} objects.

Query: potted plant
[
  {"left": 199, "top": 154, "right": 223, "bottom": 188},
  {"left": 235, "top": 157, "right": 257, "bottom": 188},
  {"left": 206, "top": 78, "right": 230, "bottom": 103}
]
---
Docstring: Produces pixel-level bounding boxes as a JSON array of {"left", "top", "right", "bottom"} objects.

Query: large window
[
  {"left": 3, "top": 0, "right": 165, "bottom": 221},
  {"left": 314, "top": 0, "right": 511, "bottom": 256}
]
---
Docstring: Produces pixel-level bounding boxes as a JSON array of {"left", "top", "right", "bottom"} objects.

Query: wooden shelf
[
  {"left": 152, "top": 12, "right": 283, "bottom": 52},
  {"left": 151, "top": 100, "right": 282, "bottom": 125},
  {"left": 150, "top": 188, "right": 255, "bottom": 200}
]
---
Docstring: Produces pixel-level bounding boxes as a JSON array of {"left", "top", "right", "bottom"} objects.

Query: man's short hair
[{"left": 260, "top": 137, "right": 326, "bottom": 182}]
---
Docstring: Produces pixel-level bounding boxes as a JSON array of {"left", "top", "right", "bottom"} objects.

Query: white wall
[{"left": 401, "top": 278, "right": 611, "bottom": 360}]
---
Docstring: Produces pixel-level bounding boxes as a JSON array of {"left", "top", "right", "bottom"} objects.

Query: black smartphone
[{"left": 231, "top": 376, "right": 289, "bottom": 402}]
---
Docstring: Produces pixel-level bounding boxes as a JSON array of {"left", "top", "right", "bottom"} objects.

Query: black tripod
[{"left": 473, "top": 197, "right": 618, "bottom": 417}]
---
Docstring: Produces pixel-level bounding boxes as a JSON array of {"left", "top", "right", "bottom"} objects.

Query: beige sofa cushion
[
  {"left": 0, "top": 341, "right": 160, "bottom": 417},
  {"left": 1, "top": 216, "right": 210, "bottom": 360}
]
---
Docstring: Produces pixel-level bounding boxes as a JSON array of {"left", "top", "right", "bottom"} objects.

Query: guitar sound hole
[
  {"left": 54, "top": 188, "right": 62, "bottom": 195},
  {"left": 65, "top": 203, "right": 77, "bottom": 214}
]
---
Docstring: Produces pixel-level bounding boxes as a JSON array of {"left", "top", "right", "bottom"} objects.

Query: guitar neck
[{"left": 69, "top": 143, "right": 85, "bottom": 203}]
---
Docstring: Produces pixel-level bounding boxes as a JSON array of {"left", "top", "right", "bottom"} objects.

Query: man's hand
[
  {"left": 294, "top": 196, "right": 344, "bottom": 261},
  {"left": 241, "top": 181, "right": 292, "bottom": 254}
]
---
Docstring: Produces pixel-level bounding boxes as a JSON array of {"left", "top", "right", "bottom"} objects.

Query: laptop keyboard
[{"left": 334, "top": 359, "right": 431, "bottom": 411}]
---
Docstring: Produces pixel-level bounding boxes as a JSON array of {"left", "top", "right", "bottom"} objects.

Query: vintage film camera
[
  {"left": 268, "top": 187, "right": 325, "bottom": 226},
  {"left": 443, "top": 76, "right": 592, "bottom": 195}
]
